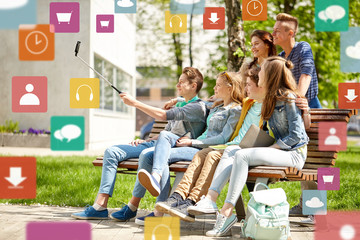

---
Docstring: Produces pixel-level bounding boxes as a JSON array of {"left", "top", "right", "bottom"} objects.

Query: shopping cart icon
[
  {"left": 322, "top": 175, "right": 334, "bottom": 184},
  {"left": 100, "top": 20, "right": 110, "bottom": 28},
  {"left": 56, "top": 11, "right": 73, "bottom": 24}
]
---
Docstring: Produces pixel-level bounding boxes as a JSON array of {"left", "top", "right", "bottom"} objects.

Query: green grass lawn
[{"left": 1, "top": 147, "right": 360, "bottom": 211}]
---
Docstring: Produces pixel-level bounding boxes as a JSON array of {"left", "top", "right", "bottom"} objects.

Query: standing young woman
[{"left": 205, "top": 56, "right": 309, "bottom": 237}]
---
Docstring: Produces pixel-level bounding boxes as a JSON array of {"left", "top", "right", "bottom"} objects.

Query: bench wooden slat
[
  {"left": 248, "top": 169, "right": 286, "bottom": 179},
  {"left": 307, "top": 151, "right": 337, "bottom": 158},
  {"left": 305, "top": 158, "right": 335, "bottom": 165}
]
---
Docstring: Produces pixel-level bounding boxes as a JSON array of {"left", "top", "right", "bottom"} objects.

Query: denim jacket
[
  {"left": 191, "top": 102, "right": 242, "bottom": 148},
  {"left": 267, "top": 93, "right": 309, "bottom": 150}
]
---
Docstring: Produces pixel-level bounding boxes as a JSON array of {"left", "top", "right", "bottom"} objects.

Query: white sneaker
[
  {"left": 206, "top": 213, "right": 236, "bottom": 237},
  {"left": 187, "top": 195, "right": 218, "bottom": 216}
]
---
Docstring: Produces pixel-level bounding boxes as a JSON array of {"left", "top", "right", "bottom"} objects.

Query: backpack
[{"left": 241, "top": 183, "right": 290, "bottom": 240}]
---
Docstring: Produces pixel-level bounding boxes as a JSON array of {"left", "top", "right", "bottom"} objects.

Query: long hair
[
  {"left": 260, "top": 56, "right": 300, "bottom": 120},
  {"left": 211, "top": 72, "right": 244, "bottom": 108},
  {"left": 249, "top": 30, "right": 277, "bottom": 69}
]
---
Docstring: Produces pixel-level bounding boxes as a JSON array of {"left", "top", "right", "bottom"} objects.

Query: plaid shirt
[{"left": 279, "top": 41, "right": 318, "bottom": 100}]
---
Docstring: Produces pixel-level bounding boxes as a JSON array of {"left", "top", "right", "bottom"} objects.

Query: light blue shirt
[{"left": 226, "top": 102, "right": 262, "bottom": 145}]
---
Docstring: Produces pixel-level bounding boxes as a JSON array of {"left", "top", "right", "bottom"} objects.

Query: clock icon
[
  {"left": 247, "top": 0, "right": 263, "bottom": 17},
  {"left": 25, "top": 31, "right": 49, "bottom": 55}
]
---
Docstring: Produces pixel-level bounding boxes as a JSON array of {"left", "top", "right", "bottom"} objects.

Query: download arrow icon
[
  {"left": 209, "top": 12, "right": 220, "bottom": 24},
  {"left": 5, "top": 167, "right": 27, "bottom": 188},
  {"left": 345, "top": 89, "right": 358, "bottom": 102}
]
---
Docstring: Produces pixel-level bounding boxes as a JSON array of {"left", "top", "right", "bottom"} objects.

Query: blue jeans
[
  {"left": 98, "top": 140, "right": 156, "bottom": 196},
  {"left": 309, "top": 96, "right": 322, "bottom": 109},
  {"left": 133, "top": 137, "right": 200, "bottom": 202}
]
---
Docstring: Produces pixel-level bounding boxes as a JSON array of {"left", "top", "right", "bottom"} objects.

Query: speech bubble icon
[
  {"left": 318, "top": 10, "right": 328, "bottom": 22},
  {"left": 60, "top": 124, "right": 81, "bottom": 143},
  {"left": 325, "top": 5, "right": 345, "bottom": 23},
  {"left": 54, "top": 130, "right": 64, "bottom": 141}
]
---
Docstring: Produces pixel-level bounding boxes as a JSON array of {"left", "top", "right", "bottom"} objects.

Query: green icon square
[
  {"left": 315, "top": 0, "right": 348, "bottom": 32},
  {"left": 51, "top": 116, "right": 84, "bottom": 151}
]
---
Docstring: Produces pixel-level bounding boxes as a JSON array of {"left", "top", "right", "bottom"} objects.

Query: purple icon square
[
  {"left": 317, "top": 167, "right": 340, "bottom": 190},
  {"left": 96, "top": 15, "right": 114, "bottom": 33},
  {"left": 27, "top": 222, "right": 91, "bottom": 240},
  {"left": 50, "top": 2, "right": 80, "bottom": 33}
]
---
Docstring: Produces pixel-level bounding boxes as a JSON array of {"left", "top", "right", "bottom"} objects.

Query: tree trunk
[
  {"left": 172, "top": 33, "right": 183, "bottom": 79},
  {"left": 225, "top": 0, "right": 246, "bottom": 72}
]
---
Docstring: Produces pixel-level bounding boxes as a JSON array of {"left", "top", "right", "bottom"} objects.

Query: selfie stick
[{"left": 74, "top": 41, "right": 122, "bottom": 94}]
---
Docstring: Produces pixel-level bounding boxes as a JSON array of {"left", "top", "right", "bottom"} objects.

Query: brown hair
[
  {"left": 211, "top": 72, "right": 244, "bottom": 108},
  {"left": 276, "top": 13, "right": 298, "bottom": 36},
  {"left": 249, "top": 30, "right": 277, "bottom": 69},
  {"left": 182, "top": 67, "right": 204, "bottom": 93},
  {"left": 260, "top": 56, "right": 299, "bottom": 120},
  {"left": 245, "top": 66, "right": 261, "bottom": 86}
]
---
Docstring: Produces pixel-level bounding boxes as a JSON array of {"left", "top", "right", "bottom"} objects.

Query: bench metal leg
[
  {"left": 254, "top": 177, "right": 269, "bottom": 190},
  {"left": 170, "top": 172, "right": 184, "bottom": 195},
  {"left": 235, "top": 194, "right": 246, "bottom": 221}
]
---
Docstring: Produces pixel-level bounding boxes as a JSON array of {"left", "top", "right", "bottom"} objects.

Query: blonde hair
[
  {"left": 276, "top": 13, "right": 298, "bottom": 36},
  {"left": 260, "top": 56, "right": 300, "bottom": 120},
  {"left": 211, "top": 72, "right": 244, "bottom": 108}
]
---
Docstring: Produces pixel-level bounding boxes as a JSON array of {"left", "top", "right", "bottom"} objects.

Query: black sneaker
[
  {"left": 168, "top": 199, "right": 195, "bottom": 222},
  {"left": 155, "top": 192, "right": 183, "bottom": 214}
]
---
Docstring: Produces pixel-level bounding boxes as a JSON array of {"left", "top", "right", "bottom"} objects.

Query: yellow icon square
[
  {"left": 70, "top": 78, "right": 99, "bottom": 108},
  {"left": 145, "top": 216, "right": 180, "bottom": 240},
  {"left": 165, "top": 11, "right": 187, "bottom": 33}
]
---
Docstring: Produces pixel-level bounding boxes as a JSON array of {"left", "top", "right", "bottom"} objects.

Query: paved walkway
[{"left": 0, "top": 204, "right": 314, "bottom": 240}]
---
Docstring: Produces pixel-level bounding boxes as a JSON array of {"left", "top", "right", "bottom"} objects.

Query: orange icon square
[
  {"left": 338, "top": 83, "right": 360, "bottom": 109},
  {"left": 242, "top": 0, "right": 267, "bottom": 21},
  {"left": 0, "top": 157, "right": 36, "bottom": 199},
  {"left": 19, "top": 24, "right": 55, "bottom": 61}
]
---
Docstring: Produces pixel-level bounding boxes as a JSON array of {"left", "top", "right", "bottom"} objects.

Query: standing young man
[
  {"left": 71, "top": 67, "right": 207, "bottom": 220},
  {"left": 272, "top": 13, "right": 320, "bottom": 223}
]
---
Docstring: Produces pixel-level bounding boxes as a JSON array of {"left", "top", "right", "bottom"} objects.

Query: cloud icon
[
  {"left": 318, "top": 5, "right": 346, "bottom": 23},
  {"left": 0, "top": 0, "right": 28, "bottom": 9},
  {"left": 117, "top": 0, "right": 134, "bottom": 8},
  {"left": 54, "top": 124, "right": 81, "bottom": 143},
  {"left": 305, "top": 197, "right": 325, "bottom": 208},
  {"left": 346, "top": 41, "right": 360, "bottom": 60}
]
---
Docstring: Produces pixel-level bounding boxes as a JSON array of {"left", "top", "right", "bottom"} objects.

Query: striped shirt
[{"left": 279, "top": 41, "right": 318, "bottom": 100}]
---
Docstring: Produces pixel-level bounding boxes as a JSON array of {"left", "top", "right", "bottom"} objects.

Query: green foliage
[{"left": 0, "top": 119, "right": 19, "bottom": 133}]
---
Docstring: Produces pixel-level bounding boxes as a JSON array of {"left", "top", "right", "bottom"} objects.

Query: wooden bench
[{"left": 93, "top": 109, "right": 357, "bottom": 220}]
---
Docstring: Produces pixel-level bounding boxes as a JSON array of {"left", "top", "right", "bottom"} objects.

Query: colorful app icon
[
  {"left": 315, "top": 211, "right": 360, "bottom": 240},
  {"left": 318, "top": 122, "right": 347, "bottom": 151},
  {"left": 317, "top": 168, "right": 340, "bottom": 191},
  {"left": 19, "top": 24, "right": 55, "bottom": 61},
  {"left": 27, "top": 222, "right": 91, "bottom": 240},
  {"left": 341, "top": 27, "right": 360, "bottom": 73},
  {"left": 96, "top": 15, "right": 114, "bottom": 33},
  {"left": 115, "top": 0, "right": 137, "bottom": 14},
  {"left": 315, "top": 0, "right": 348, "bottom": 32},
  {"left": 242, "top": 0, "right": 267, "bottom": 21},
  {"left": 12, "top": 76, "right": 47, "bottom": 112},
  {"left": 51, "top": 116, "right": 85, "bottom": 151},
  {"left": 170, "top": 0, "right": 205, "bottom": 14},
  {"left": 302, "top": 190, "right": 327, "bottom": 215},
  {"left": 0, "top": 157, "right": 36, "bottom": 199},
  {"left": 145, "top": 217, "right": 180, "bottom": 240},
  {"left": 70, "top": 78, "right": 99, "bottom": 108},
  {"left": 203, "top": 7, "right": 225, "bottom": 30},
  {"left": 0, "top": 0, "right": 36, "bottom": 29},
  {"left": 338, "top": 83, "right": 360, "bottom": 109},
  {"left": 165, "top": 11, "right": 187, "bottom": 33},
  {"left": 50, "top": 2, "right": 80, "bottom": 33}
]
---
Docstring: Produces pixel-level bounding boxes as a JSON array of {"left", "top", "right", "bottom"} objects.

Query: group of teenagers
[{"left": 72, "top": 13, "right": 321, "bottom": 237}]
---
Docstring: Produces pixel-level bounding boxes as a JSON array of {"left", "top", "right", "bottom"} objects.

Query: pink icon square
[
  {"left": 317, "top": 168, "right": 340, "bottom": 190},
  {"left": 12, "top": 76, "right": 47, "bottom": 113},
  {"left": 27, "top": 222, "right": 91, "bottom": 240},
  {"left": 318, "top": 122, "right": 347, "bottom": 151},
  {"left": 50, "top": 2, "right": 80, "bottom": 33},
  {"left": 315, "top": 211, "right": 360, "bottom": 240},
  {"left": 96, "top": 15, "right": 114, "bottom": 33}
]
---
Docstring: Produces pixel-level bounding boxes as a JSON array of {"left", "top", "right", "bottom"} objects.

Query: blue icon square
[
  {"left": 341, "top": 27, "right": 360, "bottom": 73},
  {"left": 115, "top": 0, "right": 136, "bottom": 14},
  {"left": 0, "top": 0, "right": 37, "bottom": 29},
  {"left": 170, "top": 0, "right": 205, "bottom": 14},
  {"left": 302, "top": 190, "right": 327, "bottom": 215}
]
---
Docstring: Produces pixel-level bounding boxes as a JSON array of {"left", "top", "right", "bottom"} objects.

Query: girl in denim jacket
[{"left": 205, "top": 56, "right": 309, "bottom": 237}]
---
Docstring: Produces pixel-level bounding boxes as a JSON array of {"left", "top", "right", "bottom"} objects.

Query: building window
[
  {"left": 161, "top": 88, "right": 175, "bottom": 97},
  {"left": 137, "top": 88, "right": 150, "bottom": 97},
  {"left": 94, "top": 54, "right": 132, "bottom": 114}
]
